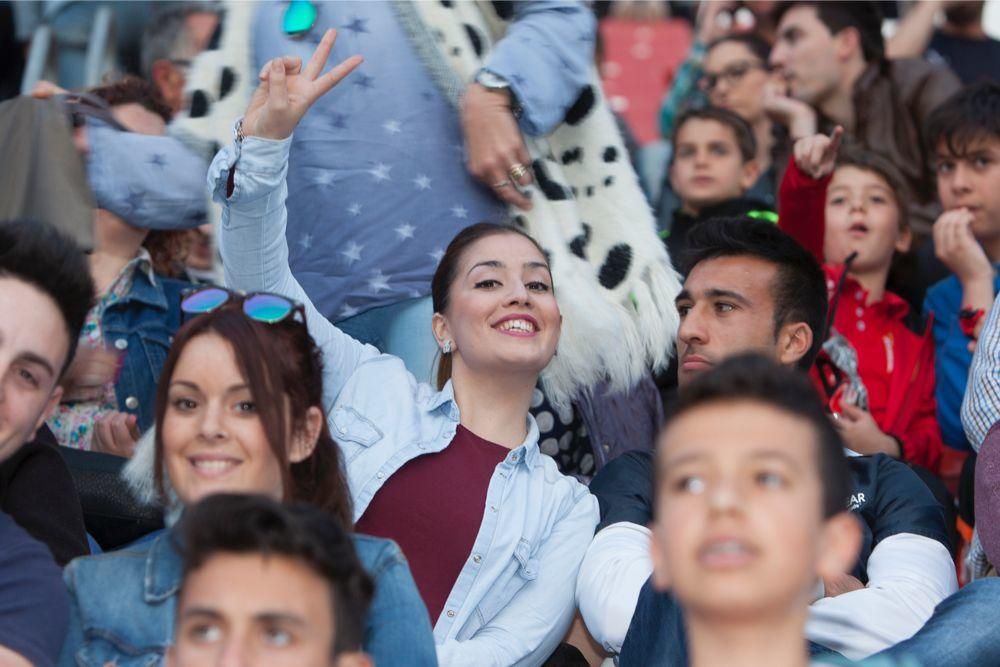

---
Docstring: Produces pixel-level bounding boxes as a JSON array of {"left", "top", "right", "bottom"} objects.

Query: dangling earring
[{"left": 442, "top": 340, "right": 453, "bottom": 354}]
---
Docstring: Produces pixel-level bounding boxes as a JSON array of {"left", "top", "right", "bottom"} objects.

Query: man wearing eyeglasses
[
  {"left": 141, "top": 2, "right": 221, "bottom": 119},
  {"left": 139, "top": 3, "right": 223, "bottom": 289}
]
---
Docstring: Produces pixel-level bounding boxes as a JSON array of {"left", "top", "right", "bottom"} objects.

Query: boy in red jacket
[{"left": 779, "top": 128, "right": 943, "bottom": 472}]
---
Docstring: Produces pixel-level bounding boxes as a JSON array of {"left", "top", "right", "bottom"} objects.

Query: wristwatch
[
  {"left": 474, "top": 69, "right": 523, "bottom": 119},
  {"left": 476, "top": 69, "right": 511, "bottom": 91}
]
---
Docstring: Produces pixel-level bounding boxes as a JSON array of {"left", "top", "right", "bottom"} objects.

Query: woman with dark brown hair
[
  {"left": 58, "top": 300, "right": 436, "bottom": 667},
  {"left": 213, "top": 30, "right": 599, "bottom": 666}
]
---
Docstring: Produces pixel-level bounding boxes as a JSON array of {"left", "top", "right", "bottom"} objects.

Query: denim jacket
[
  {"left": 211, "top": 136, "right": 599, "bottom": 667},
  {"left": 102, "top": 270, "right": 188, "bottom": 432},
  {"left": 58, "top": 529, "right": 437, "bottom": 666}
]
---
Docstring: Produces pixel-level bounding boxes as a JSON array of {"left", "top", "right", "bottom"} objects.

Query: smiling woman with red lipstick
[{"left": 202, "top": 30, "right": 599, "bottom": 666}]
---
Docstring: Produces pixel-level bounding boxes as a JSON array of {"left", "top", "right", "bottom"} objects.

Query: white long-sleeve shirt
[{"left": 576, "top": 523, "right": 956, "bottom": 659}]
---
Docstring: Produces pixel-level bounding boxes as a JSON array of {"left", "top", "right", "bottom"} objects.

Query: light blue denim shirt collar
[
  {"left": 511, "top": 416, "right": 541, "bottom": 469},
  {"left": 425, "top": 378, "right": 458, "bottom": 418},
  {"left": 426, "top": 379, "right": 541, "bottom": 469}
]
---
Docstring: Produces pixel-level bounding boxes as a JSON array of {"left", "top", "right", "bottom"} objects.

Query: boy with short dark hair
[
  {"left": 661, "top": 108, "right": 771, "bottom": 263},
  {"left": 0, "top": 220, "right": 94, "bottom": 382},
  {"left": 168, "top": 494, "right": 374, "bottom": 667},
  {"left": 623, "top": 354, "right": 880, "bottom": 667},
  {"left": 922, "top": 82, "right": 1000, "bottom": 451}
]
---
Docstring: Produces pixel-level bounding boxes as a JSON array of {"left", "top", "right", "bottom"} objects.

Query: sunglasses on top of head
[{"left": 181, "top": 286, "right": 306, "bottom": 325}]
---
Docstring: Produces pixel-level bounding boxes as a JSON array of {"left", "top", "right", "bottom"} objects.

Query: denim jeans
[
  {"left": 337, "top": 295, "right": 438, "bottom": 384},
  {"left": 876, "top": 577, "right": 1000, "bottom": 666}
]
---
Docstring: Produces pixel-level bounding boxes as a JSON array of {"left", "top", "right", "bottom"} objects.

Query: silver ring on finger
[{"left": 493, "top": 179, "right": 512, "bottom": 189}]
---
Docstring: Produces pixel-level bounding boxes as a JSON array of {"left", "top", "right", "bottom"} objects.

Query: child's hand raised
[
  {"left": 792, "top": 126, "right": 844, "bottom": 180},
  {"left": 242, "top": 29, "right": 362, "bottom": 141},
  {"left": 933, "top": 208, "right": 994, "bottom": 286}
]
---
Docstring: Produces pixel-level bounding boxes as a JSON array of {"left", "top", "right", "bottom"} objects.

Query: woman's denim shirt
[
  {"left": 58, "top": 529, "right": 436, "bottom": 666},
  {"left": 211, "top": 136, "right": 599, "bottom": 666}
]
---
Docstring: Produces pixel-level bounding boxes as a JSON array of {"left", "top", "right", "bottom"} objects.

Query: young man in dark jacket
[
  {"left": 576, "top": 219, "right": 957, "bottom": 660},
  {"left": 0, "top": 219, "right": 95, "bottom": 666}
]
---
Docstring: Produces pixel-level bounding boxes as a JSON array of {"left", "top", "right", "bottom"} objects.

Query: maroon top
[{"left": 355, "top": 425, "right": 508, "bottom": 622}]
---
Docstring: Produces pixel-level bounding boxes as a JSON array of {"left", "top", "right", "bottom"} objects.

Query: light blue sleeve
[
  {"left": 210, "top": 136, "right": 381, "bottom": 410},
  {"left": 436, "top": 488, "right": 599, "bottom": 666},
  {"left": 962, "top": 291, "right": 1000, "bottom": 451},
  {"left": 483, "top": 1, "right": 597, "bottom": 136}
]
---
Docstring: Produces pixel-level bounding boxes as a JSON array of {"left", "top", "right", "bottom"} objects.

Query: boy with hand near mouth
[
  {"left": 922, "top": 82, "right": 1000, "bottom": 451},
  {"left": 778, "top": 128, "right": 943, "bottom": 472},
  {"left": 662, "top": 107, "right": 771, "bottom": 265}
]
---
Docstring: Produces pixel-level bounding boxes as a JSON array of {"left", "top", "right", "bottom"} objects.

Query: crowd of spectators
[{"left": 2, "top": 2, "right": 1000, "bottom": 666}]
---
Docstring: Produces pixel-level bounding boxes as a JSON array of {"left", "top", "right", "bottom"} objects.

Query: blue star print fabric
[
  {"left": 252, "top": 1, "right": 594, "bottom": 321},
  {"left": 86, "top": 118, "right": 209, "bottom": 230},
  {"left": 253, "top": 2, "right": 503, "bottom": 321}
]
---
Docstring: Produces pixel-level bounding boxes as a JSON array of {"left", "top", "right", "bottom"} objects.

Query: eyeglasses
[
  {"left": 283, "top": 0, "right": 318, "bottom": 38},
  {"left": 698, "top": 60, "right": 768, "bottom": 93},
  {"left": 181, "top": 287, "right": 306, "bottom": 325},
  {"left": 169, "top": 58, "right": 193, "bottom": 72}
]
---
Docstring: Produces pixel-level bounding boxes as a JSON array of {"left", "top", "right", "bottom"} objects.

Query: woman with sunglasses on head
[
  {"left": 58, "top": 295, "right": 437, "bottom": 666},
  {"left": 212, "top": 30, "right": 598, "bottom": 667}
]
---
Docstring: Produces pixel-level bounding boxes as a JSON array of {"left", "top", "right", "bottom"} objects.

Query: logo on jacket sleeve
[{"left": 848, "top": 492, "right": 867, "bottom": 511}]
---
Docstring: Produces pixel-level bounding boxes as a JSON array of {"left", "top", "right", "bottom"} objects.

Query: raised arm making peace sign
[{"left": 242, "top": 29, "right": 362, "bottom": 141}]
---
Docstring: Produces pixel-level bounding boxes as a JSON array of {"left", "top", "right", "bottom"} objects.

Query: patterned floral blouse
[{"left": 48, "top": 250, "right": 154, "bottom": 451}]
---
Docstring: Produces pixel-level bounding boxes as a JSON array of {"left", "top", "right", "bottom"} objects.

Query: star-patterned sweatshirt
[
  {"left": 779, "top": 159, "right": 943, "bottom": 472},
  {"left": 251, "top": 0, "right": 596, "bottom": 322}
]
